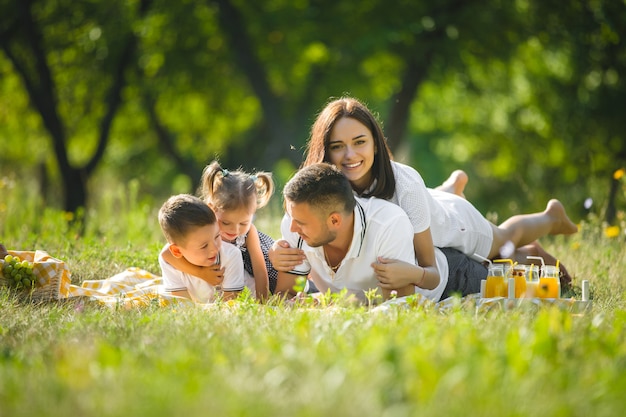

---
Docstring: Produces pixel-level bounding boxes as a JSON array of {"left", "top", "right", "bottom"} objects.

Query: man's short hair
[
  {"left": 283, "top": 163, "right": 356, "bottom": 215},
  {"left": 158, "top": 194, "right": 216, "bottom": 245}
]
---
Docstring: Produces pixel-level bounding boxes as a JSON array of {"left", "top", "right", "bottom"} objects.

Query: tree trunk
[
  {"left": 385, "top": 55, "right": 429, "bottom": 153},
  {"left": 213, "top": 0, "right": 305, "bottom": 168},
  {"left": 145, "top": 94, "right": 204, "bottom": 191},
  {"left": 0, "top": 0, "right": 153, "bottom": 214}
]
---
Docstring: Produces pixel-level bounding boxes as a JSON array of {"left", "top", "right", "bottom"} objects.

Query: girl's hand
[
  {"left": 372, "top": 257, "right": 421, "bottom": 290},
  {"left": 269, "top": 240, "right": 306, "bottom": 272},
  {"left": 161, "top": 246, "right": 224, "bottom": 286},
  {"left": 197, "top": 265, "right": 225, "bottom": 287}
]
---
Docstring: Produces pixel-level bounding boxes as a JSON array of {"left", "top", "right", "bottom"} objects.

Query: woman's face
[{"left": 327, "top": 117, "right": 376, "bottom": 193}]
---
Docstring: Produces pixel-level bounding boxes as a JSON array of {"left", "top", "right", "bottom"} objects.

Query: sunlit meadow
[{"left": 1, "top": 173, "right": 626, "bottom": 417}]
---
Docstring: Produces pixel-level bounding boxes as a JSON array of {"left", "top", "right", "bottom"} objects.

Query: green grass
[{"left": 1, "top": 178, "right": 626, "bottom": 416}]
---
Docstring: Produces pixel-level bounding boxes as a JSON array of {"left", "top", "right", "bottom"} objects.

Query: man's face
[{"left": 286, "top": 200, "right": 336, "bottom": 247}]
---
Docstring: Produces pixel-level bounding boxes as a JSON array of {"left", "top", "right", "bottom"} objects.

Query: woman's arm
[
  {"left": 410, "top": 229, "right": 440, "bottom": 290},
  {"left": 246, "top": 224, "right": 270, "bottom": 301},
  {"left": 160, "top": 245, "right": 224, "bottom": 286},
  {"left": 373, "top": 229, "right": 440, "bottom": 291}
]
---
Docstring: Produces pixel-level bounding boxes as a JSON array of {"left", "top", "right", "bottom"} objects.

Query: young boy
[{"left": 158, "top": 194, "right": 245, "bottom": 303}]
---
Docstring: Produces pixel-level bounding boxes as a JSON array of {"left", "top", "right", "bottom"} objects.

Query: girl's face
[
  {"left": 327, "top": 117, "right": 376, "bottom": 193},
  {"left": 213, "top": 206, "right": 255, "bottom": 242}
]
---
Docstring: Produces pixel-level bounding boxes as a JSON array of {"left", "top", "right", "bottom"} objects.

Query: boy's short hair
[
  {"left": 283, "top": 163, "right": 356, "bottom": 216},
  {"left": 158, "top": 194, "right": 216, "bottom": 245}
]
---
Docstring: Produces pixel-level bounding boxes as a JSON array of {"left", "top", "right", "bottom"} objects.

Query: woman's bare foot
[
  {"left": 545, "top": 199, "right": 578, "bottom": 235},
  {"left": 436, "top": 170, "right": 468, "bottom": 199}
]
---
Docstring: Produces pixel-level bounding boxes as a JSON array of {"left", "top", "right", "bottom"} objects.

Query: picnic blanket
[
  {"left": 68, "top": 267, "right": 195, "bottom": 309},
  {"left": 0, "top": 250, "right": 192, "bottom": 308}
]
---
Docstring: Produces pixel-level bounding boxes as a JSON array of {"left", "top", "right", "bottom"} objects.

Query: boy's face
[{"left": 170, "top": 223, "right": 222, "bottom": 267}]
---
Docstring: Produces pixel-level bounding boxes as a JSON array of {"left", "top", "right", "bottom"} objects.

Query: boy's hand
[{"left": 0, "top": 244, "right": 8, "bottom": 259}]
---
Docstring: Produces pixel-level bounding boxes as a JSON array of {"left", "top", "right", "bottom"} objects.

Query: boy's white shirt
[
  {"left": 281, "top": 196, "right": 448, "bottom": 302},
  {"left": 159, "top": 241, "right": 245, "bottom": 303}
]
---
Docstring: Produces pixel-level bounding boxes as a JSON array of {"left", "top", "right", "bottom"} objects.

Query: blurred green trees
[{"left": 1, "top": 0, "right": 624, "bottom": 223}]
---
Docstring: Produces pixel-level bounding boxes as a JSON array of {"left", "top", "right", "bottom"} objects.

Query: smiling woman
[
  {"left": 325, "top": 117, "right": 378, "bottom": 194},
  {"left": 305, "top": 97, "right": 395, "bottom": 200}
]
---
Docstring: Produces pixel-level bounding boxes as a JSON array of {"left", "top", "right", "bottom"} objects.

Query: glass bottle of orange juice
[
  {"left": 524, "top": 265, "right": 540, "bottom": 298},
  {"left": 485, "top": 264, "right": 507, "bottom": 298},
  {"left": 537, "top": 265, "right": 561, "bottom": 299},
  {"left": 511, "top": 264, "right": 527, "bottom": 298}
]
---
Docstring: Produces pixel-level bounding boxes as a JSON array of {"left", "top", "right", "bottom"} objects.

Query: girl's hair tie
[
  {"left": 222, "top": 169, "right": 230, "bottom": 177},
  {"left": 249, "top": 174, "right": 258, "bottom": 182}
]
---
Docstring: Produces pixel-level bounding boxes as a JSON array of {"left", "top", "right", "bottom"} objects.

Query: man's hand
[{"left": 269, "top": 240, "right": 306, "bottom": 272}]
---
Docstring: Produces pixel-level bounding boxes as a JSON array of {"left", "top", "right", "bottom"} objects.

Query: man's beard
[{"left": 303, "top": 229, "right": 337, "bottom": 248}]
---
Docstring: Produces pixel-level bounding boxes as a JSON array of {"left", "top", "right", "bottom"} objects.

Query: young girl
[{"left": 161, "top": 161, "right": 277, "bottom": 300}]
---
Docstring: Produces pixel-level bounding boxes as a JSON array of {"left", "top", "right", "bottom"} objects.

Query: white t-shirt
[
  {"left": 159, "top": 241, "right": 245, "bottom": 303},
  {"left": 280, "top": 196, "right": 449, "bottom": 302},
  {"left": 388, "top": 161, "right": 493, "bottom": 261}
]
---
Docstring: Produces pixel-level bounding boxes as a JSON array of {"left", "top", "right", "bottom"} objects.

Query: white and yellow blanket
[{"left": 68, "top": 267, "right": 195, "bottom": 308}]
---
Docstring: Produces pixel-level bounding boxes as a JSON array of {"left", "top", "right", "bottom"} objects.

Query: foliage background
[{"left": 1, "top": 0, "right": 625, "bottom": 227}]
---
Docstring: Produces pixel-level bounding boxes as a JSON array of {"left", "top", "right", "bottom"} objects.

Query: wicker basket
[{"left": 0, "top": 250, "right": 71, "bottom": 302}]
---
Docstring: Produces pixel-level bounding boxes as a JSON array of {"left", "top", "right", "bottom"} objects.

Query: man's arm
[{"left": 272, "top": 212, "right": 313, "bottom": 300}]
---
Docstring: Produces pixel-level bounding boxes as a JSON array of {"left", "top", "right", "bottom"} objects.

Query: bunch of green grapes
[{"left": 2, "top": 255, "right": 37, "bottom": 289}]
